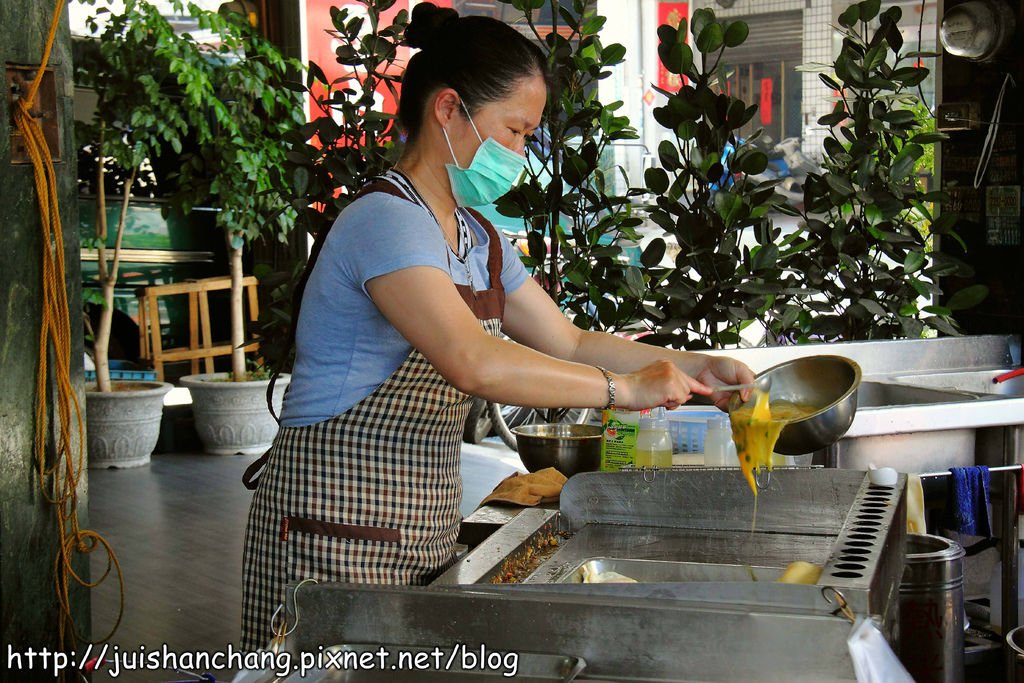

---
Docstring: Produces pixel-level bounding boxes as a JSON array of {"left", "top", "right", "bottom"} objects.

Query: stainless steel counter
[
  {"left": 704, "top": 334, "right": 1019, "bottom": 376},
  {"left": 285, "top": 469, "right": 906, "bottom": 682},
  {"left": 276, "top": 337, "right": 1022, "bottom": 682}
]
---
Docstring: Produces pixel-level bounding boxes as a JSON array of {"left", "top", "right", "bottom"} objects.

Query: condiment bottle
[
  {"left": 636, "top": 407, "right": 673, "bottom": 468},
  {"left": 703, "top": 414, "right": 738, "bottom": 467}
]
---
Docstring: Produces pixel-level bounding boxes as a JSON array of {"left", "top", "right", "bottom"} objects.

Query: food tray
[{"left": 560, "top": 557, "right": 786, "bottom": 583}]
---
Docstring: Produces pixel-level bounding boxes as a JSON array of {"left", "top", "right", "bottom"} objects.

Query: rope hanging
[{"left": 15, "top": 0, "right": 125, "bottom": 657}]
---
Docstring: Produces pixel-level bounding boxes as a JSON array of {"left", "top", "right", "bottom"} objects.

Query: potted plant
[
  {"left": 639, "top": 7, "right": 808, "bottom": 351},
  {"left": 788, "top": 0, "right": 986, "bottom": 340},
  {"left": 172, "top": 4, "right": 305, "bottom": 455},
  {"left": 75, "top": 0, "right": 189, "bottom": 467}
]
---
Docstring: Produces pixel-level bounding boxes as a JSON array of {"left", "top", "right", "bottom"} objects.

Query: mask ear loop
[
  {"left": 441, "top": 127, "right": 464, "bottom": 170},
  {"left": 458, "top": 98, "right": 484, "bottom": 143},
  {"left": 441, "top": 98, "right": 484, "bottom": 171}
]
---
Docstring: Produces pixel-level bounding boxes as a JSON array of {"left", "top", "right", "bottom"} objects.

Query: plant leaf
[
  {"left": 723, "top": 21, "right": 749, "bottom": 48},
  {"left": 903, "top": 250, "right": 925, "bottom": 274},
  {"left": 838, "top": 4, "right": 860, "bottom": 28},
  {"left": 695, "top": 23, "right": 725, "bottom": 54},
  {"left": 641, "top": 238, "right": 667, "bottom": 268},
  {"left": 946, "top": 284, "right": 989, "bottom": 311}
]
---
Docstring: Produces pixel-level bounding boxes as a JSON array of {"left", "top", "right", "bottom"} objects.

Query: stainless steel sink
[
  {"left": 829, "top": 381, "right": 982, "bottom": 472},
  {"left": 833, "top": 379, "right": 1014, "bottom": 472},
  {"left": 890, "top": 369, "right": 1024, "bottom": 397},
  {"left": 856, "top": 380, "right": 980, "bottom": 407}
]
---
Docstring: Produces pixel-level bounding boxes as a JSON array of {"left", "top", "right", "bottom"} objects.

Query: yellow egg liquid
[{"left": 729, "top": 391, "right": 817, "bottom": 497}]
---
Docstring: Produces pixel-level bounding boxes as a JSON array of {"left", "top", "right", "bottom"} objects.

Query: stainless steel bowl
[
  {"left": 729, "top": 355, "right": 862, "bottom": 455},
  {"left": 512, "top": 423, "right": 603, "bottom": 476}
]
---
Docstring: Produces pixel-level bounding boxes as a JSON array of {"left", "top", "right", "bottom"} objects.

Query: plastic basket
[
  {"left": 84, "top": 360, "right": 157, "bottom": 382},
  {"left": 666, "top": 408, "right": 722, "bottom": 453}
]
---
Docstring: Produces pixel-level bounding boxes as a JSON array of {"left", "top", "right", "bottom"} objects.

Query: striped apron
[{"left": 240, "top": 179, "right": 505, "bottom": 651}]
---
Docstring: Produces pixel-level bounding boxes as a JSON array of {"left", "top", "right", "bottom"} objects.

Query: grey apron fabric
[{"left": 240, "top": 180, "right": 506, "bottom": 651}]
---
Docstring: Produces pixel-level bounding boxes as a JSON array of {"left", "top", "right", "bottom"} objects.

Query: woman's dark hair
[{"left": 399, "top": 3, "right": 550, "bottom": 141}]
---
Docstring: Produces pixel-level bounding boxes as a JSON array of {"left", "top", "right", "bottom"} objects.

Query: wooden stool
[{"left": 137, "top": 276, "right": 260, "bottom": 381}]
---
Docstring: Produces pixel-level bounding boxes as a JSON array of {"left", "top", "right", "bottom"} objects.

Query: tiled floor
[{"left": 87, "top": 440, "right": 523, "bottom": 682}]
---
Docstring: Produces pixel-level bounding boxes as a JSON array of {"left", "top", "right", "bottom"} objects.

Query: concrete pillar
[{"left": 0, "top": 1, "right": 89, "bottom": 678}]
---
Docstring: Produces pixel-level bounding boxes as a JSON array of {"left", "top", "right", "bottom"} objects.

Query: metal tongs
[{"left": 711, "top": 374, "right": 773, "bottom": 395}]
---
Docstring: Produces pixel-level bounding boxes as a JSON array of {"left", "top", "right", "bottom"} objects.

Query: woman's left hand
[{"left": 694, "top": 356, "right": 756, "bottom": 411}]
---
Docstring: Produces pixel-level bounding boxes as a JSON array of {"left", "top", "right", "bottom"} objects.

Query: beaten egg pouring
[{"left": 729, "top": 389, "right": 817, "bottom": 495}]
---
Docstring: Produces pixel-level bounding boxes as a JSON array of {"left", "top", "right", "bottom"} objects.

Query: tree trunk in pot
[
  {"left": 92, "top": 146, "right": 135, "bottom": 394},
  {"left": 228, "top": 236, "right": 246, "bottom": 380},
  {"left": 94, "top": 279, "right": 114, "bottom": 392}
]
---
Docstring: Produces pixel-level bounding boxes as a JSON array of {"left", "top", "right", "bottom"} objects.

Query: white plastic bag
[{"left": 847, "top": 616, "right": 914, "bottom": 683}]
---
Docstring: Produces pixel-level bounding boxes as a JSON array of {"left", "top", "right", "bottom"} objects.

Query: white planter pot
[
  {"left": 86, "top": 381, "right": 173, "bottom": 469},
  {"left": 180, "top": 373, "right": 289, "bottom": 456}
]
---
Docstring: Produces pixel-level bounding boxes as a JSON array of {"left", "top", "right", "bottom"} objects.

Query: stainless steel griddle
[{"left": 279, "top": 467, "right": 906, "bottom": 682}]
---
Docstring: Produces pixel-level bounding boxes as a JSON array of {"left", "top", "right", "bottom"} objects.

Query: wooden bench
[{"left": 137, "top": 276, "right": 260, "bottom": 381}]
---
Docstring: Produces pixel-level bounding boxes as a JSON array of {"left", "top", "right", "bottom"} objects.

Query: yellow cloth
[
  {"left": 907, "top": 474, "right": 926, "bottom": 534},
  {"left": 481, "top": 467, "right": 567, "bottom": 507}
]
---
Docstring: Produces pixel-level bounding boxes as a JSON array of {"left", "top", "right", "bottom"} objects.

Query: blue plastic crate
[
  {"left": 84, "top": 359, "right": 157, "bottom": 382},
  {"left": 666, "top": 408, "right": 722, "bottom": 453}
]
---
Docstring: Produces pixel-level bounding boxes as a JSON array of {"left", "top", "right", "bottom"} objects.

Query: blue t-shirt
[{"left": 280, "top": 192, "right": 529, "bottom": 427}]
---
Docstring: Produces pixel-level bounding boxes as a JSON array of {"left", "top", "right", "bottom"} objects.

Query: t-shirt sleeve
[
  {"left": 497, "top": 228, "right": 529, "bottom": 294},
  {"left": 330, "top": 193, "right": 451, "bottom": 295}
]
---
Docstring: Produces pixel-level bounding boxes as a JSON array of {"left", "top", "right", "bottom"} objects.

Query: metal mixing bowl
[
  {"left": 729, "top": 355, "right": 862, "bottom": 455},
  {"left": 512, "top": 423, "right": 603, "bottom": 476}
]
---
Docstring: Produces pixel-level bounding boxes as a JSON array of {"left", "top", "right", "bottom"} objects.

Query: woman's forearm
[
  {"left": 449, "top": 332, "right": 613, "bottom": 409},
  {"left": 568, "top": 329, "right": 710, "bottom": 377}
]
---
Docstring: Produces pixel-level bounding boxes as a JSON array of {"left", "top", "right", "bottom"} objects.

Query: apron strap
[
  {"left": 242, "top": 449, "right": 272, "bottom": 491},
  {"left": 354, "top": 178, "right": 408, "bottom": 202},
  {"left": 465, "top": 207, "right": 506, "bottom": 296}
]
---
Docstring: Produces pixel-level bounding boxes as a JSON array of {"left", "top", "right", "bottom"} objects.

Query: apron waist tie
[{"left": 242, "top": 450, "right": 272, "bottom": 490}]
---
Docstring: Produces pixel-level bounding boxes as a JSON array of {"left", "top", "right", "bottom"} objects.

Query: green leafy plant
[
  {"left": 76, "top": 0, "right": 303, "bottom": 386},
  {"left": 261, "top": 0, "right": 407, "bottom": 374},
  {"left": 792, "top": 0, "right": 985, "bottom": 339},
  {"left": 75, "top": 0, "right": 211, "bottom": 391},
  {"left": 283, "top": 1, "right": 407, "bottom": 241},
  {"left": 493, "top": 0, "right": 646, "bottom": 333},
  {"left": 639, "top": 8, "right": 807, "bottom": 349},
  {"left": 170, "top": 3, "right": 305, "bottom": 380}
]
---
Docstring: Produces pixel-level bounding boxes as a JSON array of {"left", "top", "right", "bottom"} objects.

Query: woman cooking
[{"left": 240, "top": 2, "right": 755, "bottom": 651}]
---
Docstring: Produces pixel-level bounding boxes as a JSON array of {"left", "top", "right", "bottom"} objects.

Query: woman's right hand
[{"left": 615, "top": 360, "right": 714, "bottom": 411}]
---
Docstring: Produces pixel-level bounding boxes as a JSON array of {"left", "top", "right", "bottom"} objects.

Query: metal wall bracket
[{"left": 6, "top": 64, "right": 61, "bottom": 164}]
